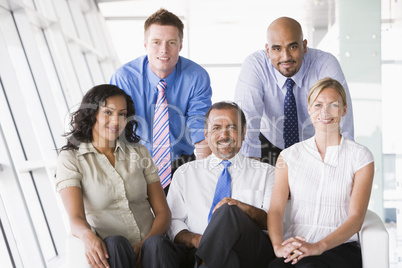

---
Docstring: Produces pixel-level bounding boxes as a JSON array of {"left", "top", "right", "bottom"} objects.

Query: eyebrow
[
  {"left": 150, "top": 38, "right": 178, "bottom": 42},
  {"left": 314, "top": 100, "right": 339, "bottom": 104},
  {"left": 102, "top": 106, "right": 127, "bottom": 111},
  {"left": 287, "top": 42, "right": 299, "bottom": 47},
  {"left": 211, "top": 123, "right": 237, "bottom": 128},
  {"left": 271, "top": 42, "right": 299, "bottom": 49}
]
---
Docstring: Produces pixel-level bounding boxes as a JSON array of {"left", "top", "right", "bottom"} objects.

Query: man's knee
[{"left": 212, "top": 203, "right": 243, "bottom": 220}]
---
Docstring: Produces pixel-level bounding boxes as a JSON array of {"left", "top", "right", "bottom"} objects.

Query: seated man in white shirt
[{"left": 167, "top": 101, "right": 275, "bottom": 268}]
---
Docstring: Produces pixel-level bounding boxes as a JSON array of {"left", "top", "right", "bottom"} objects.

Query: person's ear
[
  {"left": 342, "top": 105, "right": 347, "bottom": 117},
  {"left": 265, "top": 43, "right": 270, "bottom": 58},
  {"left": 204, "top": 129, "right": 208, "bottom": 139},
  {"left": 303, "top": 39, "right": 307, "bottom": 53}
]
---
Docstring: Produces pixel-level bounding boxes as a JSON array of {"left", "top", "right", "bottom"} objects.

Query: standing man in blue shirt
[
  {"left": 234, "top": 17, "right": 354, "bottom": 166},
  {"left": 111, "top": 8, "right": 212, "bottom": 194}
]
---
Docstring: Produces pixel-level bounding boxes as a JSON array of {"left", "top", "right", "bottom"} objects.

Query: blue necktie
[
  {"left": 208, "top": 160, "right": 232, "bottom": 223},
  {"left": 283, "top": 78, "right": 299, "bottom": 148}
]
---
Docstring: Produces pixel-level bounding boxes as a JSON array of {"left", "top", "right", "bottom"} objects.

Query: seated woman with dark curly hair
[{"left": 56, "top": 84, "right": 180, "bottom": 268}]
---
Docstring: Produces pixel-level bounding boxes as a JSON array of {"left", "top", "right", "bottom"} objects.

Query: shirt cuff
[
  {"left": 191, "top": 131, "right": 206, "bottom": 145},
  {"left": 56, "top": 179, "right": 81, "bottom": 192},
  {"left": 167, "top": 220, "right": 189, "bottom": 241}
]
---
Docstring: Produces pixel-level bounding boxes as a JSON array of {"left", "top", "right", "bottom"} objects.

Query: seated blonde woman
[
  {"left": 56, "top": 84, "right": 180, "bottom": 268},
  {"left": 267, "top": 77, "right": 374, "bottom": 268}
]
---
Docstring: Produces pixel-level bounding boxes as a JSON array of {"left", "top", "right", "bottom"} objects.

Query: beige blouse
[{"left": 55, "top": 140, "right": 160, "bottom": 244}]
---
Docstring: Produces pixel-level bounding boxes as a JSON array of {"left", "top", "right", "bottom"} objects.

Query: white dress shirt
[
  {"left": 234, "top": 48, "right": 354, "bottom": 156},
  {"left": 281, "top": 136, "right": 374, "bottom": 243},
  {"left": 167, "top": 152, "right": 275, "bottom": 241}
]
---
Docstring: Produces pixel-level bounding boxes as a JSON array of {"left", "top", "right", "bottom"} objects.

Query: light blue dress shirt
[
  {"left": 234, "top": 48, "right": 354, "bottom": 157},
  {"left": 110, "top": 55, "right": 212, "bottom": 161}
]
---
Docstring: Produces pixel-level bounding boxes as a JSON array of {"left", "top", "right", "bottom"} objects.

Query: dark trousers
[
  {"left": 268, "top": 242, "right": 362, "bottom": 268},
  {"left": 193, "top": 204, "right": 275, "bottom": 268},
  {"left": 104, "top": 234, "right": 183, "bottom": 268},
  {"left": 164, "top": 153, "right": 196, "bottom": 195},
  {"left": 259, "top": 133, "right": 282, "bottom": 166}
]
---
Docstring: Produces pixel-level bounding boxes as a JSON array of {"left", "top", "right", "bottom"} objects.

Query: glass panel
[
  {"left": 0, "top": 7, "right": 59, "bottom": 265},
  {"left": 0, "top": 219, "right": 13, "bottom": 268},
  {"left": 105, "top": 19, "right": 146, "bottom": 64},
  {"left": 32, "top": 25, "right": 69, "bottom": 149}
]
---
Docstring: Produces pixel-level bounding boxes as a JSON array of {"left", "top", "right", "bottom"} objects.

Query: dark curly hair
[{"left": 60, "top": 84, "right": 140, "bottom": 151}]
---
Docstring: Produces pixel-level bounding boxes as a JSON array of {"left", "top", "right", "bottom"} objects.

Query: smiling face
[
  {"left": 205, "top": 108, "right": 245, "bottom": 160},
  {"left": 144, "top": 24, "right": 182, "bottom": 79},
  {"left": 265, "top": 17, "right": 307, "bottom": 77},
  {"left": 92, "top": 95, "right": 128, "bottom": 147},
  {"left": 308, "top": 87, "right": 347, "bottom": 134}
]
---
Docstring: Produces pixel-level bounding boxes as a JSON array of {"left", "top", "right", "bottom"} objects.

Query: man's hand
[
  {"left": 212, "top": 197, "right": 246, "bottom": 214},
  {"left": 191, "top": 234, "right": 202, "bottom": 248},
  {"left": 212, "top": 197, "right": 268, "bottom": 230},
  {"left": 195, "top": 139, "right": 212, "bottom": 160},
  {"left": 174, "top": 230, "right": 202, "bottom": 248}
]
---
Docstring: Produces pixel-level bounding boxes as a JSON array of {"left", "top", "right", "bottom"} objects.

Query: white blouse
[{"left": 281, "top": 136, "right": 374, "bottom": 243}]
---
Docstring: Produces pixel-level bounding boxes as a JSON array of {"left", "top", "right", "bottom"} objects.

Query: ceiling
[{"left": 95, "top": 0, "right": 336, "bottom": 48}]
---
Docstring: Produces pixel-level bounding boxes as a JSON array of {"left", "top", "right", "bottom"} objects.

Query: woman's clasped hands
[
  {"left": 275, "top": 236, "right": 305, "bottom": 265},
  {"left": 274, "top": 236, "right": 327, "bottom": 265}
]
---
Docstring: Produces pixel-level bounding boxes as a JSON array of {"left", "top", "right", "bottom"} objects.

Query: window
[{"left": 0, "top": 1, "right": 119, "bottom": 266}]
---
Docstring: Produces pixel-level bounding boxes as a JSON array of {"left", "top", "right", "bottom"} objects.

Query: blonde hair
[{"left": 308, "top": 77, "right": 347, "bottom": 107}]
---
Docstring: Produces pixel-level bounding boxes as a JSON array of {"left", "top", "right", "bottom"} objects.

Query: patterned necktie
[
  {"left": 208, "top": 160, "right": 232, "bottom": 223},
  {"left": 152, "top": 80, "right": 171, "bottom": 188},
  {"left": 283, "top": 78, "right": 299, "bottom": 148}
]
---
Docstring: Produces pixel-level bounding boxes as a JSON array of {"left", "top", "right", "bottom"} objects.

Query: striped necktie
[
  {"left": 208, "top": 160, "right": 232, "bottom": 223},
  {"left": 283, "top": 78, "right": 299, "bottom": 148},
  {"left": 152, "top": 80, "right": 171, "bottom": 188}
]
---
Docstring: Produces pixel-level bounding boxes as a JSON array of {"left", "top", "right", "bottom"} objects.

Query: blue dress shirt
[
  {"left": 234, "top": 48, "right": 354, "bottom": 157},
  {"left": 110, "top": 55, "right": 212, "bottom": 161}
]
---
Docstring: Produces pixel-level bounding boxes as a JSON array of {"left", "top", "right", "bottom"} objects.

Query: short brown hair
[
  {"left": 308, "top": 77, "right": 347, "bottom": 107},
  {"left": 144, "top": 8, "right": 184, "bottom": 41}
]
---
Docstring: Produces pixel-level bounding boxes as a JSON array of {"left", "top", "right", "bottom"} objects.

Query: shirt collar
[
  {"left": 77, "top": 140, "right": 125, "bottom": 156},
  {"left": 206, "top": 152, "right": 244, "bottom": 170},
  {"left": 305, "top": 135, "right": 345, "bottom": 167},
  {"left": 274, "top": 47, "right": 309, "bottom": 92},
  {"left": 146, "top": 57, "right": 179, "bottom": 90}
]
